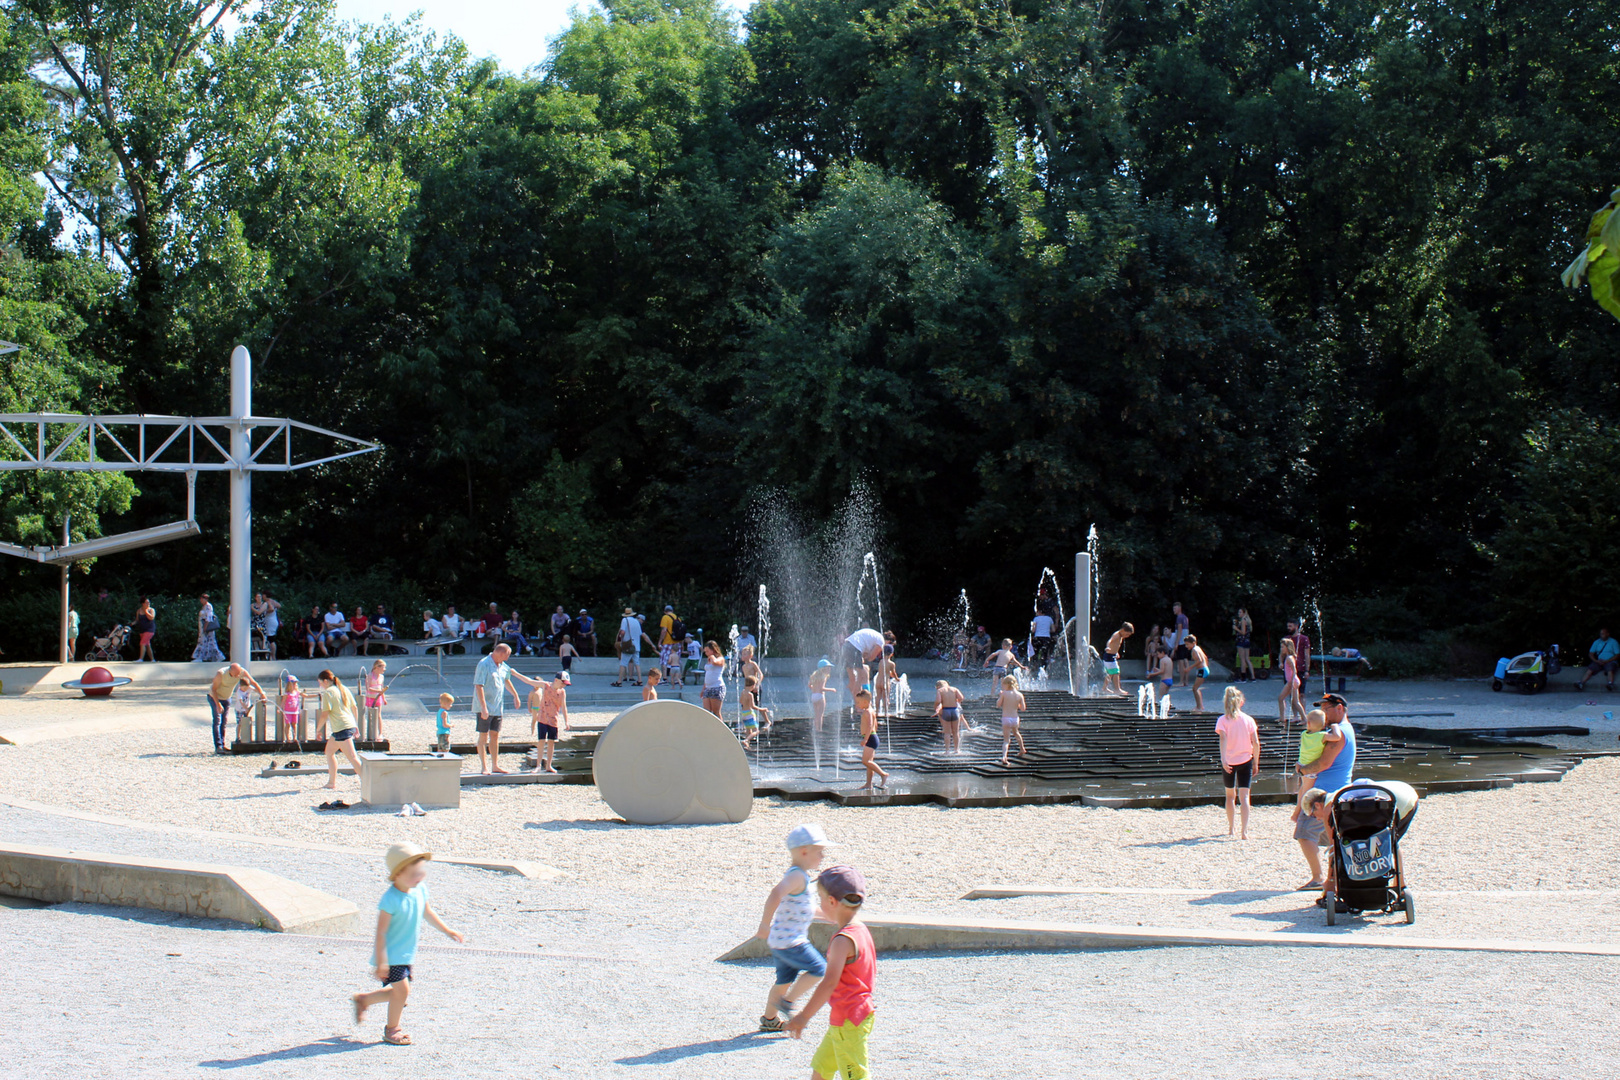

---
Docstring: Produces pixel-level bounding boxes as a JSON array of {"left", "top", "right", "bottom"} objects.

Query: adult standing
[
  {"left": 1576, "top": 628, "right": 1620, "bottom": 692},
  {"left": 316, "top": 669, "right": 363, "bottom": 790},
  {"left": 133, "top": 597, "right": 157, "bottom": 662},
  {"left": 700, "top": 639, "right": 727, "bottom": 718},
  {"left": 251, "top": 593, "right": 280, "bottom": 659},
  {"left": 1293, "top": 691, "right": 1356, "bottom": 888},
  {"left": 472, "top": 643, "right": 539, "bottom": 775},
  {"left": 67, "top": 604, "right": 80, "bottom": 661},
  {"left": 207, "top": 662, "right": 265, "bottom": 754},
  {"left": 614, "top": 607, "right": 643, "bottom": 686},
  {"left": 1171, "top": 603, "right": 1191, "bottom": 685},
  {"left": 1215, "top": 686, "right": 1262, "bottom": 839},
  {"left": 840, "top": 628, "right": 885, "bottom": 699},
  {"left": 1232, "top": 607, "right": 1254, "bottom": 682},
  {"left": 193, "top": 593, "right": 224, "bottom": 663},
  {"left": 1286, "top": 618, "right": 1311, "bottom": 689},
  {"left": 1029, "top": 609, "right": 1056, "bottom": 671}
]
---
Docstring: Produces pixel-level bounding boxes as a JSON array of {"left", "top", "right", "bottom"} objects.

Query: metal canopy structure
[{"left": 0, "top": 346, "right": 381, "bottom": 663}]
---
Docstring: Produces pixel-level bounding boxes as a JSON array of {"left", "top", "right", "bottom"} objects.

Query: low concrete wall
[{"left": 0, "top": 843, "right": 357, "bottom": 934}]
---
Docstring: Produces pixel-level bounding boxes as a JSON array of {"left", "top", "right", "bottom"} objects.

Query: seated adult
[
  {"left": 501, "top": 612, "right": 529, "bottom": 656},
  {"left": 1576, "top": 628, "right": 1619, "bottom": 692},
  {"left": 969, "top": 626, "right": 992, "bottom": 665},
  {"left": 322, "top": 603, "right": 350, "bottom": 653},
  {"left": 573, "top": 609, "right": 596, "bottom": 655},
  {"left": 299, "top": 607, "right": 328, "bottom": 658},
  {"left": 371, "top": 603, "right": 395, "bottom": 640},
  {"left": 443, "top": 606, "right": 465, "bottom": 639},
  {"left": 349, "top": 606, "right": 371, "bottom": 653},
  {"left": 548, "top": 605, "right": 570, "bottom": 652}
]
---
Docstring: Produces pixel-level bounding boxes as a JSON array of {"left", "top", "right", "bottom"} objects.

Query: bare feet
[
  {"left": 492, "top": 767, "right": 510, "bottom": 774},
  {"left": 324, "top": 782, "right": 338, "bottom": 790},
  {"left": 352, "top": 993, "right": 368, "bottom": 1024}
]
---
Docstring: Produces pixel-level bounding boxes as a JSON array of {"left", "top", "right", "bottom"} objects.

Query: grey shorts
[
  {"left": 1293, "top": 814, "right": 1328, "bottom": 845},
  {"left": 476, "top": 712, "right": 503, "bottom": 733}
]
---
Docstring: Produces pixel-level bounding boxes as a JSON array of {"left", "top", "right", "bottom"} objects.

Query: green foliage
[{"left": 511, "top": 451, "right": 618, "bottom": 609}]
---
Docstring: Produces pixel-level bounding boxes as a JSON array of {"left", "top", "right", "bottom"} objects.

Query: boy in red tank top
[{"left": 783, "top": 864, "right": 875, "bottom": 1079}]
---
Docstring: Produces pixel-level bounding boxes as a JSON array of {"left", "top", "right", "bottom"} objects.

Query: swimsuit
[
  {"left": 1002, "top": 715, "right": 1020, "bottom": 727},
  {"left": 863, "top": 732, "right": 879, "bottom": 750},
  {"left": 809, "top": 691, "right": 825, "bottom": 703},
  {"left": 939, "top": 706, "right": 959, "bottom": 722}
]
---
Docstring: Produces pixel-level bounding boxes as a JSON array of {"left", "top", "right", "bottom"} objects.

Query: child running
[
  {"left": 983, "top": 637, "right": 1027, "bottom": 685},
  {"left": 557, "top": 635, "right": 578, "bottom": 672},
  {"left": 351, "top": 842, "right": 465, "bottom": 1045},
  {"left": 808, "top": 659, "right": 833, "bottom": 733},
  {"left": 934, "top": 679, "right": 966, "bottom": 753},
  {"left": 738, "top": 677, "right": 764, "bottom": 748},
  {"left": 856, "top": 689, "right": 888, "bottom": 791},
  {"left": 642, "top": 667, "right": 662, "bottom": 702},
  {"left": 1101, "top": 622, "right": 1134, "bottom": 697},
  {"left": 433, "top": 692, "right": 452, "bottom": 752},
  {"left": 755, "top": 823, "right": 837, "bottom": 1032},
  {"left": 996, "top": 674, "right": 1027, "bottom": 765},
  {"left": 783, "top": 865, "right": 876, "bottom": 1080},
  {"left": 1292, "top": 708, "right": 1329, "bottom": 819}
]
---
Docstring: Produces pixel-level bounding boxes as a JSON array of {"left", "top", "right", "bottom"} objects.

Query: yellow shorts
[{"left": 810, "top": 1013, "right": 873, "bottom": 1079}]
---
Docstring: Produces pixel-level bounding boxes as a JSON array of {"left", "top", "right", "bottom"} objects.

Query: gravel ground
[{"left": 6, "top": 683, "right": 1620, "bottom": 1077}]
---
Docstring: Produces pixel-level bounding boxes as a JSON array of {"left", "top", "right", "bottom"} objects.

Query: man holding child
[{"left": 1291, "top": 692, "right": 1356, "bottom": 889}]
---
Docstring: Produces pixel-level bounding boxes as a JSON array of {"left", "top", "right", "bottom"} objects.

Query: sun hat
[
  {"left": 817, "top": 864, "right": 867, "bottom": 904},
  {"left": 623, "top": 606, "right": 634, "bottom": 615},
  {"left": 785, "top": 823, "right": 839, "bottom": 850},
  {"left": 385, "top": 841, "right": 433, "bottom": 880}
]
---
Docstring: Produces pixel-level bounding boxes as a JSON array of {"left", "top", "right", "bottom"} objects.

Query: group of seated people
[
  {"left": 418, "top": 603, "right": 597, "bottom": 657},
  {"left": 294, "top": 603, "right": 396, "bottom": 658}
]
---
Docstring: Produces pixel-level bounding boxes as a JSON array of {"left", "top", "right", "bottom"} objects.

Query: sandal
[{"left": 384, "top": 1026, "right": 412, "bottom": 1045}]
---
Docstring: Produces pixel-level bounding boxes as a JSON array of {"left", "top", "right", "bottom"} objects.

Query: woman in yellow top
[{"left": 318, "top": 669, "right": 364, "bottom": 790}]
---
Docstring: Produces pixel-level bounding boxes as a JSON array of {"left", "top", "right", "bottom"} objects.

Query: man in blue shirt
[
  {"left": 1292, "top": 692, "right": 1356, "bottom": 889},
  {"left": 472, "top": 643, "right": 538, "bottom": 775},
  {"left": 1576, "top": 628, "right": 1620, "bottom": 692}
]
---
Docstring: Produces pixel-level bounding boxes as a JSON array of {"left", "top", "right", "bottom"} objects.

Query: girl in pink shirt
[{"left": 1215, "top": 686, "right": 1262, "bottom": 839}]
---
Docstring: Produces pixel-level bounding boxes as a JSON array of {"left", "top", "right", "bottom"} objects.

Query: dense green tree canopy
[{"left": 1, "top": 0, "right": 1618, "bottom": 657}]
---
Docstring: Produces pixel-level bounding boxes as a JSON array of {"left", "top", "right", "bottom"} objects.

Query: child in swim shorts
[{"left": 996, "top": 675, "right": 1027, "bottom": 766}]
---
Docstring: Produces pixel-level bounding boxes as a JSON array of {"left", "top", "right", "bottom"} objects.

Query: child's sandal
[{"left": 384, "top": 1026, "right": 412, "bottom": 1045}]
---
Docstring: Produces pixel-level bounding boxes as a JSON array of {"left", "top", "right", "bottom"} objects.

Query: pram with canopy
[{"left": 1324, "top": 779, "right": 1418, "bottom": 926}]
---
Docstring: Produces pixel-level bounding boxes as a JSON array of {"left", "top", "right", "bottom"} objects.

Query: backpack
[{"left": 670, "top": 617, "right": 686, "bottom": 642}]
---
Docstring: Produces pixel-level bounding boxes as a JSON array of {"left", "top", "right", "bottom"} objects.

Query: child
[
  {"left": 996, "top": 674, "right": 1027, "bottom": 765},
  {"left": 783, "top": 865, "right": 875, "bottom": 1080},
  {"left": 934, "top": 679, "right": 966, "bottom": 753},
  {"left": 434, "top": 692, "right": 453, "bottom": 752},
  {"left": 229, "top": 681, "right": 255, "bottom": 742},
  {"left": 1101, "top": 622, "right": 1134, "bottom": 697},
  {"left": 1292, "top": 709, "right": 1329, "bottom": 819},
  {"left": 533, "top": 672, "right": 569, "bottom": 773},
  {"left": 755, "top": 823, "right": 836, "bottom": 1032},
  {"left": 364, "top": 659, "right": 388, "bottom": 738},
  {"left": 738, "top": 677, "right": 763, "bottom": 748},
  {"left": 557, "top": 634, "right": 578, "bottom": 672},
  {"left": 983, "top": 637, "right": 1027, "bottom": 684},
  {"left": 1186, "top": 635, "right": 1210, "bottom": 711},
  {"left": 1153, "top": 647, "right": 1175, "bottom": 708},
  {"left": 642, "top": 667, "right": 662, "bottom": 702},
  {"left": 281, "top": 675, "right": 304, "bottom": 740},
  {"left": 808, "top": 659, "right": 833, "bottom": 733},
  {"left": 1278, "top": 638, "right": 1305, "bottom": 723},
  {"left": 856, "top": 689, "right": 887, "bottom": 791},
  {"left": 351, "top": 842, "right": 465, "bottom": 1045},
  {"left": 873, "top": 646, "right": 897, "bottom": 723},
  {"left": 741, "top": 645, "right": 765, "bottom": 701}
]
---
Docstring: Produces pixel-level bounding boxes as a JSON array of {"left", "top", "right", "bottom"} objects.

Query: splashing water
[
  {"left": 1158, "top": 691, "right": 1172, "bottom": 718},
  {"left": 757, "top": 584, "right": 772, "bottom": 665},
  {"left": 857, "top": 552, "right": 884, "bottom": 635},
  {"left": 1035, "top": 566, "right": 1074, "bottom": 691},
  {"left": 1137, "top": 682, "right": 1153, "bottom": 717},
  {"left": 892, "top": 673, "right": 911, "bottom": 718}
]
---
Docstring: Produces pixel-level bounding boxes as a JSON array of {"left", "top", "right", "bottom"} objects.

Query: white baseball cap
[{"left": 785, "top": 823, "right": 839, "bottom": 850}]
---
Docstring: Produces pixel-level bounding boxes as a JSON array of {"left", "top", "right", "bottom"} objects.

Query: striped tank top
[{"left": 767, "top": 866, "right": 815, "bottom": 949}]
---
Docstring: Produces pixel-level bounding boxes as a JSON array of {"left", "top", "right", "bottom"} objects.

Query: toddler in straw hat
[{"left": 351, "top": 842, "right": 465, "bottom": 1045}]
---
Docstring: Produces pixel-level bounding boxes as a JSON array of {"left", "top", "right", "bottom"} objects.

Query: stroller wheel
[
  {"left": 1491, "top": 679, "right": 1502, "bottom": 692},
  {"left": 1404, "top": 890, "right": 1417, "bottom": 925},
  {"left": 1324, "top": 890, "right": 1337, "bottom": 927}
]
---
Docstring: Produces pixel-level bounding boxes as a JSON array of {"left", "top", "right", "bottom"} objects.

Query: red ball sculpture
[{"left": 80, "top": 666, "right": 116, "bottom": 697}]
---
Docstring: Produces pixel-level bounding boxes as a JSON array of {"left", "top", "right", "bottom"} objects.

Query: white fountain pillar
[
  {"left": 229, "top": 345, "right": 253, "bottom": 666},
  {"left": 1074, "top": 551, "right": 1091, "bottom": 697}
]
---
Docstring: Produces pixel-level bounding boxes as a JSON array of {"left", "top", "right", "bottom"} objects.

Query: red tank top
[{"left": 828, "top": 921, "right": 875, "bottom": 1026}]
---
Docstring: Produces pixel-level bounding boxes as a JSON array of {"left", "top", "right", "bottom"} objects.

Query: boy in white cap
[
  {"left": 754, "top": 823, "right": 837, "bottom": 1032},
  {"left": 351, "top": 842, "right": 465, "bottom": 1045}
]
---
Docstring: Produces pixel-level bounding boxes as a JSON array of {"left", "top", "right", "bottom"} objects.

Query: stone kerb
[
  {"left": 0, "top": 842, "right": 357, "bottom": 934},
  {"left": 592, "top": 699, "right": 752, "bottom": 824}
]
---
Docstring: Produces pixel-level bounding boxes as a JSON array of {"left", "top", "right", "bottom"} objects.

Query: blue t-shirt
[
  {"left": 1315, "top": 720, "right": 1357, "bottom": 793},
  {"left": 378, "top": 883, "right": 428, "bottom": 965},
  {"left": 1592, "top": 637, "right": 1619, "bottom": 662},
  {"left": 473, "top": 655, "right": 510, "bottom": 715},
  {"left": 435, "top": 707, "right": 451, "bottom": 735}
]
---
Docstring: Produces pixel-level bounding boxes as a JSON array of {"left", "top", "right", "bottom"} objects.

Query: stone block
[
  {"left": 358, "top": 751, "right": 462, "bottom": 808},
  {"left": 592, "top": 699, "right": 752, "bottom": 824}
]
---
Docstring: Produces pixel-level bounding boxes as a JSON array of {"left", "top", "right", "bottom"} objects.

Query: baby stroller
[
  {"left": 85, "top": 624, "right": 130, "bottom": 662},
  {"left": 1491, "top": 644, "right": 1559, "bottom": 693},
  {"left": 1324, "top": 780, "right": 1417, "bottom": 926}
]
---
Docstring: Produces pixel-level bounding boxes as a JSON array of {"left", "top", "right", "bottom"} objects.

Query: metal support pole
[
  {"left": 229, "top": 345, "right": 252, "bottom": 666},
  {"left": 1074, "top": 551, "right": 1091, "bottom": 698},
  {"left": 58, "top": 515, "right": 70, "bottom": 664}
]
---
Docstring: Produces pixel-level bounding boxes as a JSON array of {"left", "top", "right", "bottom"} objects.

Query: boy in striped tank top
[
  {"left": 785, "top": 864, "right": 875, "bottom": 1080},
  {"left": 755, "top": 823, "right": 836, "bottom": 1032}
]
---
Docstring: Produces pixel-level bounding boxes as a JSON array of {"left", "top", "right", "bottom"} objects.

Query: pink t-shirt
[{"left": 1215, "top": 710, "right": 1258, "bottom": 766}]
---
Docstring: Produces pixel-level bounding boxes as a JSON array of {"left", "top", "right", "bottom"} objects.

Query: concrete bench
[{"left": 0, "top": 842, "right": 357, "bottom": 933}]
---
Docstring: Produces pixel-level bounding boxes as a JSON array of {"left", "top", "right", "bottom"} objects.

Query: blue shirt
[
  {"left": 1592, "top": 637, "right": 1619, "bottom": 662},
  {"left": 473, "top": 655, "right": 510, "bottom": 715},
  {"left": 1315, "top": 720, "right": 1357, "bottom": 793},
  {"left": 435, "top": 707, "right": 451, "bottom": 735},
  {"left": 378, "top": 883, "right": 429, "bottom": 965}
]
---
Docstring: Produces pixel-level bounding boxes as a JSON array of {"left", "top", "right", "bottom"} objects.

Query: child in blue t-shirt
[
  {"left": 434, "top": 692, "right": 453, "bottom": 752},
  {"left": 351, "top": 842, "right": 464, "bottom": 1045}
]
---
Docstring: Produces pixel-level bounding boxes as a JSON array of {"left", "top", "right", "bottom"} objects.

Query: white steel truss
[{"left": 0, "top": 413, "right": 380, "bottom": 473}]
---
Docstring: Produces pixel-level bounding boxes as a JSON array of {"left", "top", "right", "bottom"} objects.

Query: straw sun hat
[{"left": 385, "top": 841, "right": 433, "bottom": 880}]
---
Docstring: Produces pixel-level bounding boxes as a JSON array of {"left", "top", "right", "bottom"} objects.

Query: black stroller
[{"left": 1324, "top": 780, "right": 1417, "bottom": 926}]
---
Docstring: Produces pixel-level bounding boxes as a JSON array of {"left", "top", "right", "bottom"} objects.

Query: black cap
[{"left": 1315, "top": 692, "right": 1347, "bottom": 708}]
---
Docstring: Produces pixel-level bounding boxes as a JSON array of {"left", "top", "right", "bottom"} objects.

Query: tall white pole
[
  {"left": 229, "top": 345, "right": 252, "bottom": 666},
  {"left": 1074, "top": 551, "right": 1091, "bottom": 697},
  {"left": 58, "top": 515, "right": 70, "bottom": 664}
]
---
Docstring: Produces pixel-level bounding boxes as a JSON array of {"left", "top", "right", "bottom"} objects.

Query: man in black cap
[{"left": 1292, "top": 692, "right": 1355, "bottom": 890}]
